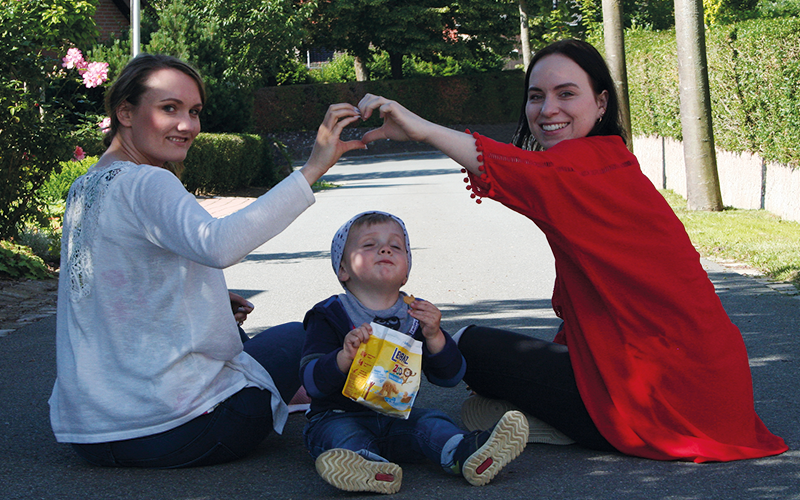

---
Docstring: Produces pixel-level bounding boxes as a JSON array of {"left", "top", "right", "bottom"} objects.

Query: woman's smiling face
[
  {"left": 526, "top": 54, "right": 608, "bottom": 150},
  {"left": 121, "top": 68, "right": 202, "bottom": 166}
]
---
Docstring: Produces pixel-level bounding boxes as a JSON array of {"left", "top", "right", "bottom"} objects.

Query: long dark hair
[
  {"left": 511, "top": 39, "right": 626, "bottom": 150},
  {"left": 103, "top": 54, "right": 205, "bottom": 175}
]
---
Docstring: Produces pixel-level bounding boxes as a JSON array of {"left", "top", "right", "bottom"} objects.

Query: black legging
[{"left": 459, "top": 325, "right": 616, "bottom": 452}]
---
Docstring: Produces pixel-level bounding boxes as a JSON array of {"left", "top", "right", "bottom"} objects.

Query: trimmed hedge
[
  {"left": 252, "top": 71, "right": 526, "bottom": 134},
  {"left": 182, "top": 133, "right": 286, "bottom": 194},
  {"left": 625, "top": 17, "right": 800, "bottom": 167}
]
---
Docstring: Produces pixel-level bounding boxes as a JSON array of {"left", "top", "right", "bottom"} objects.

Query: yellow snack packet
[{"left": 342, "top": 322, "right": 423, "bottom": 419}]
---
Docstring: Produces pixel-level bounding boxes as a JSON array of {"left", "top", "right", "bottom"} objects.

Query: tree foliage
[
  {"left": 91, "top": 0, "right": 311, "bottom": 132},
  {"left": 201, "top": 0, "right": 311, "bottom": 88},
  {"left": 306, "top": 0, "right": 517, "bottom": 79},
  {"left": 623, "top": 0, "right": 675, "bottom": 30}
]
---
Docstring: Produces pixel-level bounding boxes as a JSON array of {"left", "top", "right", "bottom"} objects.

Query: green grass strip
[{"left": 661, "top": 190, "right": 800, "bottom": 290}]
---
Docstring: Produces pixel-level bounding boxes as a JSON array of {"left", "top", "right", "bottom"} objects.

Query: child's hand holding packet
[{"left": 342, "top": 322, "right": 422, "bottom": 419}]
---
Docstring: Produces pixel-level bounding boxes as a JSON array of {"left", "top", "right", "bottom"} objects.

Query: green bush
[
  {"left": 0, "top": 240, "right": 53, "bottom": 279},
  {"left": 38, "top": 156, "right": 96, "bottom": 205},
  {"left": 275, "top": 58, "right": 316, "bottom": 86},
  {"left": 306, "top": 50, "right": 509, "bottom": 85},
  {"left": 758, "top": 0, "right": 800, "bottom": 17},
  {"left": 252, "top": 70, "right": 525, "bottom": 133},
  {"left": 24, "top": 156, "right": 96, "bottom": 263},
  {"left": 624, "top": 17, "right": 800, "bottom": 167},
  {"left": 710, "top": 18, "right": 800, "bottom": 166},
  {"left": 310, "top": 53, "right": 358, "bottom": 83},
  {"left": 182, "top": 133, "right": 284, "bottom": 194},
  {"left": 32, "top": 155, "right": 95, "bottom": 232},
  {"left": 18, "top": 227, "right": 60, "bottom": 265},
  {"left": 625, "top": 29, "right": 683, "bottom": 140}
]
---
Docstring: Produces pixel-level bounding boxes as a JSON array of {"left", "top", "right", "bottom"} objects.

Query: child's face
[{"left": 338, "top": 221, "right": 409, "bottom": 292}]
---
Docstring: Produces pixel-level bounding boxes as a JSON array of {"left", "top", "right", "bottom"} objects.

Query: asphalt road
[{"left": 2, "top": 152, "right": 798, "bottom": 500}]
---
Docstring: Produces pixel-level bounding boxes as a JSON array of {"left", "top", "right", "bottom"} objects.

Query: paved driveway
[{"left": 2, "top": 153, "right": 797, "bottom": 499}]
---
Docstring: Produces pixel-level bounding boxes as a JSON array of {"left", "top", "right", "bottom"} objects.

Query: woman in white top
[{"left": 49, "top": 54, "right": 366, "bottom": 468}]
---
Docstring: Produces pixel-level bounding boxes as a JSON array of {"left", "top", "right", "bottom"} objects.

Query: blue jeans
[
  {"left": 72, "top": 322, "right": 306, "bottom": 468},
  {"left": 304, "top": 408, "right": 465, "bottom": 467}
]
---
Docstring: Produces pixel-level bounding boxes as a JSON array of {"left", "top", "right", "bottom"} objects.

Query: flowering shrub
[
  {"left": 98, "top": 117, "right": 111, "bottom": 133},
  {"left": 0, "top": 0, "right": 104, "bottom": 274},
  {"left": 62, "top": 48, "right": 109, "bottom": 89},
  {"left": 73, "top": 146, "right": 86, "bottom": 162},
  {"left": 59, "top": 47, "right": 110, "bottom": 162},
  {"left": 0, "top": 4, "right": 107, "bottom": 244},
  {"left": 62, "top": 48, "right": 84, "bottom": 69}
]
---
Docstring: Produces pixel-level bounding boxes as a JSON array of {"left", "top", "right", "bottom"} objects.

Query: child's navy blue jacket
[{"left": 300, "top": 295, "right": 466, "bottom": 418}]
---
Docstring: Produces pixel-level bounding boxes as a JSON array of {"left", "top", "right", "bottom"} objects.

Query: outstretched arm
[
  {"left": 299, "top": 103, "right": 367, "bottom": 186},
  {"left": 357, "top": 94, "right": 482, "bottom": 175}
]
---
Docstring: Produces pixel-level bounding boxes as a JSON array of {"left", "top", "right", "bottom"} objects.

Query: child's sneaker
[
  {"left": 315, "top": 448, "right": 402, "bottom": 495},
  {"left": 461, "top": 393, "right": 575, "bottom": 445},
  {"left": 452, "top": 410, "right": 528, "bottom": 486}
]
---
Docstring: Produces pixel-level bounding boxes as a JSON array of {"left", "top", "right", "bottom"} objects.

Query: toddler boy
[{"left": 300, "top": 211, "right": 528, "bottom": 494}]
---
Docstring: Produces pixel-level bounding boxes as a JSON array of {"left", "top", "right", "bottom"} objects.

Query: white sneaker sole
[
  {"left": 315, "top": 448, "right": 402, "bottom": 494},
  {"left": 461, "top": 394, "right": 575, "bottom": 445},
  {"left": 462, "top": 410, "right": 528, "bottom": 486}
]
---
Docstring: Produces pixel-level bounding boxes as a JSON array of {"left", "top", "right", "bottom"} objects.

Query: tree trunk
[
  {"left": 674, "top": 0, "right": 723, "bottom": 211},
  {"left": 519, "top": 0, "right": 531, "bottom": 70},
  {"left": 354, "top": 56, "right": 369, "bottom": 81},
  {"left": 389, "top": 51, "right": 403, "bottom": 80},
  {"left": 602, "top": 0, "right": 633, "bottom": 152}
]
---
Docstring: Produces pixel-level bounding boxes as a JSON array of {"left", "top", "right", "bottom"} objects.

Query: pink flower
[
  {"left": 443, "top": 27, "right": 459, "bottom": 42},
  {"left": 73, "top": 146, "right": 86, "bottom": 162},
  {"left": 62, "top": 48, "right": 85, "bottom": 70},
  {"left": 98, "top": 117, "right": 111, "bottom": 133},
  {"left": 82, "top": 61, "right": 109, "bottom": 88}
]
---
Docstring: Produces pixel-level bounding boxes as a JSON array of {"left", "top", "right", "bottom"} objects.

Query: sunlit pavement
[{"left": 2, "top": 152, "right": 797, "bottom": 500}]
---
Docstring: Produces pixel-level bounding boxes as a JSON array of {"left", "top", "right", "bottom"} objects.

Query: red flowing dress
[{"left": 465, "top": 133, "right": 787, "bottom": 462}]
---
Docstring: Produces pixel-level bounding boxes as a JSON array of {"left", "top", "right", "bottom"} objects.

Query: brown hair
[
  {"left": 348, "top": 213, "right": 400, "bottom": 234},
  {"left": 103, "top": 54, "right": 205, "bottom": 176}
]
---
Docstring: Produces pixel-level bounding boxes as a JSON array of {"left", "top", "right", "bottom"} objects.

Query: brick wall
[{"left": 95, "top": 0, "right": 129, "bottom": 41}]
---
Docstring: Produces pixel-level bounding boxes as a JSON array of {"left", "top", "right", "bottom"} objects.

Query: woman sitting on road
[
  {"left": 355, "top": 39, "right": 787, "bottom": 462},
  {"left": 49, "top": 54, "right": 365, "bottom": 468}
]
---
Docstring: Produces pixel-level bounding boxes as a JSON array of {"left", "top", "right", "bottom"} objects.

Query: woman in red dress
[{"left": 355, "top": 39, "right": 787, "bottom": 463}]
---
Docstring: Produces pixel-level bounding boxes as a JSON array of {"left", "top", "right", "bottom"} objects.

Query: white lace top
[{"left": 49, "top": 162, "right": 315, "bottom": 443}]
